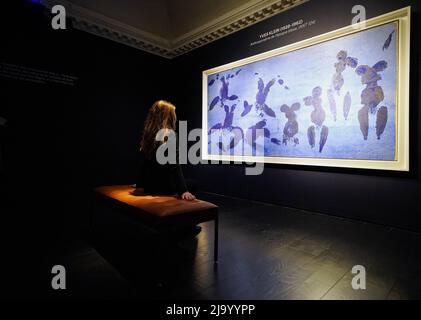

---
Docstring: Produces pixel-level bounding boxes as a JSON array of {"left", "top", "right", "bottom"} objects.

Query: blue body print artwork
[{"left": 207, "top": 22, "right": 397, "bottom": 161}]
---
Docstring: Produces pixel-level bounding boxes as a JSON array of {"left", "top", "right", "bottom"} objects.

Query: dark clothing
[{"left": 136, "top": 149, "right": 188, "bottom": 196}]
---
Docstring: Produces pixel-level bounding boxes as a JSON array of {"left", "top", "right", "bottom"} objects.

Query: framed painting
[{"left": 202, "top": 7, "right": 410, "bottom": 171}]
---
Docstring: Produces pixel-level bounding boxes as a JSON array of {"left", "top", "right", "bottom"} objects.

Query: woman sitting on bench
[{"left": 135, "top": 100, "right": 200, "bottom": 236}]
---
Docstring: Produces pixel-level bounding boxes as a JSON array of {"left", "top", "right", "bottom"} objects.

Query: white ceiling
[{"left": 45, "top": 0, "right": 309, "bottom": 57}]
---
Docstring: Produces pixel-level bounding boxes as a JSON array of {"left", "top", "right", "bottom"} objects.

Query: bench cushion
[{"left": 94, "top": 185, "right": 218, "bottom": 226}]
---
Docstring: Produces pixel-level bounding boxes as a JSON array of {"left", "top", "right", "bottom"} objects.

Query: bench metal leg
[{"left": 214, "top": 215, "right": 219, "bottom": 264}]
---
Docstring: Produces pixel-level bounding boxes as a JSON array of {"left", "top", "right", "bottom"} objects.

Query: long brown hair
[{"left": 140, "top": 100, "right": 177, "bottom": 157}]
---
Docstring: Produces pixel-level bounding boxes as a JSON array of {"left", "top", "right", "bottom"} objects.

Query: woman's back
[
  {"left": 136, "top": 148, "right": 187, "bottom": 196},
  {"left": 136, "top": 100, "right": 195, "bottom": 201}
]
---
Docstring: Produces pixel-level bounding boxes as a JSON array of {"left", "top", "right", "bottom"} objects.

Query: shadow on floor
[{"left": 45, "top": 192, "right": 421, "bottom": 300}]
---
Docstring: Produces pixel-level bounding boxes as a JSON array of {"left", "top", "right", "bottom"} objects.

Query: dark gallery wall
[
  {"left": 0, "top": 1, "right": 169, "bottom": 294},
  {"left": 171, "top": 0, "right": 421, "bottom": 232},
  {"left": 1, "top": 1, "right": 169, "bottom": 217},
  {"left": 0, "top": 1, "right": 419, "bottom": 253},
  {"left": 0, "top": 0, "right": 419, "bottom": 297}
]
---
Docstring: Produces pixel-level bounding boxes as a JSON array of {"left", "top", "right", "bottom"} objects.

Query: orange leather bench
[{"left": 92, "top": 185, "right": 219, "bottom": 263}]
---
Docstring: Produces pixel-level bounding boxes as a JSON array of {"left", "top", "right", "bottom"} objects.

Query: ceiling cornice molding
[
  {"left": 170, "top": 0, "right": 310, "bottom": 56},
  {"left": 44, "top": 0, "right": 309, "bottom": 59},
  {"left": 44, "top": 0, "right": 173, "bottom": 58}
]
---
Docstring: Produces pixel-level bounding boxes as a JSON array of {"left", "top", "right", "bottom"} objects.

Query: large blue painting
[{"left": 206, "top": 22, "right": 398, "bottom": 161}]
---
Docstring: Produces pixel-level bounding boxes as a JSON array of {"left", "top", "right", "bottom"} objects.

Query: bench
[{"left": 92, "top": 185, "right": 219, "bottom": 263}]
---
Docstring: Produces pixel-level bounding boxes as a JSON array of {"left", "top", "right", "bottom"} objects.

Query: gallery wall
[
  {"left": 0, "top": 2, "right": 419, "bottom": 293},
  {"left": 171, "top": 0, "right": 421, "bottom": 232},
  {"left": 1, "top": 0, "right": 420, "bottom": 239},
  {"left": 0, "top": 0, "right": 170, "bottom": 253}
]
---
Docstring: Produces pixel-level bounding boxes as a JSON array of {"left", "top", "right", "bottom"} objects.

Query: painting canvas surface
[{"left": 206, "top": 22, "right": 398, "bottom": 161}]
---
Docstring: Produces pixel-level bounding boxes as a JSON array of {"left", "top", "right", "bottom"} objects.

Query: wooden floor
[{"left": 47, "top": 192, "right": 421, "bottom": 300}]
